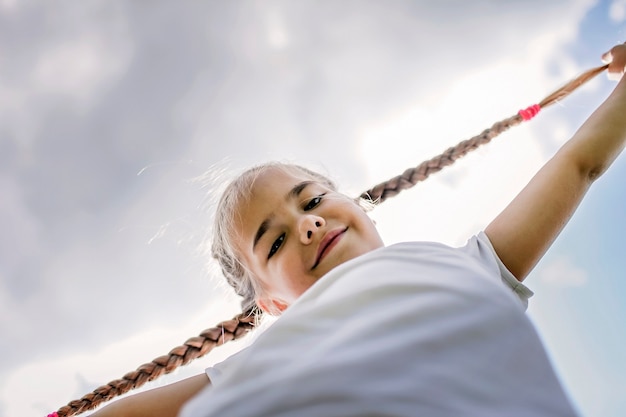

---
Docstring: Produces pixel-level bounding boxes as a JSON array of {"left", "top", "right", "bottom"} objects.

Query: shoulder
[{"left": 337, "top": 233, "right": 533, "bottom": 309}]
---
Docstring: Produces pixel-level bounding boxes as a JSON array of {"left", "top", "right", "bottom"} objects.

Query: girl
[{"left": 87, "top": 44, "right": 626, "bottom": 417}]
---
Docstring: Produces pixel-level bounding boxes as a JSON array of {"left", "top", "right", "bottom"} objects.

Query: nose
[{"left": 298, "top": 214, "right": 325, "bottom": 244}]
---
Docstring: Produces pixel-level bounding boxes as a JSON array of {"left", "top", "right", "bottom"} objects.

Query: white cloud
[
  {"left": 537, "top": 256, "right": 588, "bottom": 287},
  {"left": 266, "top": 9, "right": 290, "bottom": 50},
  {"left": 358, "top": 58, "right": 558, "bottom": 246},
  {"left": 0, "top": 176, "right": 42, "bottom": 271},
  {"left": 0, "top": 0, "right": 16, "bottom": 12},
  {"left": 3, "top": 1, "right": 618, "bottom": 416},
  {"left": 0, "top": 3, "right": 135, "bottom": 157},
  {"left": 33, "top": 34, "right": 132, "bottom": 105},
  {"left": 355, "top": 0, "right": 597, "bottom": 246},
  {"left": 0, "top": 303, "right": 251, "bottom": 417},
  {"left": 609, "top": 0, "right": 626, "bottom": 22}
]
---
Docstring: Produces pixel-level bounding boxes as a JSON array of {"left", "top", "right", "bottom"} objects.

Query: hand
[{"left": 601, "top": 43, "right": 626, "bottom": 81}]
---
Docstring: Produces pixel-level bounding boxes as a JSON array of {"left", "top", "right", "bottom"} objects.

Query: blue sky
[
  {"left": 1, "top": 1, "right": 625, "bottom": 416},
  {"left": 525, "top": 4, "right": 626, "bottom": 413}
]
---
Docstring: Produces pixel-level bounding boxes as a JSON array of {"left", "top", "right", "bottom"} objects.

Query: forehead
[
  {"left": 234, "top": 166, "right": 317, "bottom": 226},
  {"left": 246, "top": 166, "right": 318, "bottom": 198}
]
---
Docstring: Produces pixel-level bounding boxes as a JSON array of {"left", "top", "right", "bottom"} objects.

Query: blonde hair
[{"left": 211, "top": 162, "right": 337, "bottom": 317}]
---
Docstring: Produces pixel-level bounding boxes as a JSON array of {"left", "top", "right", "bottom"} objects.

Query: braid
[
  {"left": 54, "top": 312, "right": 255, "bottom": 417},
  {"left": 51, "top": 63, "right": 607, "bottom": 417},
  {"left": 361, "top": 114, "right": 520, "bottom": 204},
  {"left": 360, "top": 64, "right": 609, "bottom": 204}
]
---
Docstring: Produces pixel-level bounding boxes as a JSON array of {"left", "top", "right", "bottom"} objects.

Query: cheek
[
  {"left": 263, "top": 255, "right": 299, "bottom": 296},
  {"left": 270, "top": 256, "right": 314, "bottom": 301},
  {"left": 341, "top": 202, "right": 374, "bottom": 229},
  {"left": 351, "top": 210, "right": 382, "bottom": 246}
]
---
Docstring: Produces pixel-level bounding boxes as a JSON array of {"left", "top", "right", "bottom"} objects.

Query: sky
[{"left": 1, "top": 1, "right": 625, "bottom": 416}]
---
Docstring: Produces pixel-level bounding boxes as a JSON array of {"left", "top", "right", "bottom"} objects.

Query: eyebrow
[
  {"left": 288, "top": 180, "right": 314, "bottom": 200},
  {"left": 252, "top": 181, "right": 314, "bottom": 250}
]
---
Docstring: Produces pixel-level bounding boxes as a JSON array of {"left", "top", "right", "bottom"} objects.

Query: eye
[
  {"left": 268, "top": 233, "right": 285, "bottom": 259},
  {"left": 304, "top": 194, "right": 325, "bottom": 211}
]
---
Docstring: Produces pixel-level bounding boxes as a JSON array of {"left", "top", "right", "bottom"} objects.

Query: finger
[
  {"left": 607, "top": 70, "right": 623, "bottom": 81},
  {"left": 604, "top": 44, "right": 626, "bottom": 80},
  {"left": 602, "top": 50, "right": 613, "bottom": 64},
  {"left": 608, "top": 61, "right": 626, "bottom": 78}
]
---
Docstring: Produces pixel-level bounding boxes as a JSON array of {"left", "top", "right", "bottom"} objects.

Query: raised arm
[
  {"left": 485, "top": 44, "right": 626, "bottom": 281},
  {"left": 89, "top": 373, "right": 209, "bottom": 417}
]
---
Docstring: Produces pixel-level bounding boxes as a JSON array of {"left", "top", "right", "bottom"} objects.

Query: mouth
[{"left": 312, "top": 227, "right": 348, "bottom": 270}]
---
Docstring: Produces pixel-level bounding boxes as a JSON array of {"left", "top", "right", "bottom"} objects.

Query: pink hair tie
[
  {"left": 47, "top": 412, "right": 58, "bottom": 417},
  {"left": 518, "top": 104, "right": 541, "bottom": 121}
]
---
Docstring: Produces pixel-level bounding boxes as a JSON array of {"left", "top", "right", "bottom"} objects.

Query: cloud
[
  {"left": 537, "top": 256, "right": 589, "bottom": 287},
  {"left": 609, "top": 0, "right": 626, "bottom": 22},
  {"left": 32, "top": 34, "right": 132, "bottom": 104},
  {"left": 1, "top": 0, "right": 615, "bottom": 416},
  {"left": 0, "top": 0, "right": 16, "bottom": 12},
  {"left": 0, "top": 303, "right": 249, "bottom": 417}
]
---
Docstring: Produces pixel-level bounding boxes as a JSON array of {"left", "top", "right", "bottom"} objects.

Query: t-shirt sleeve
[
  {"left": 204, "top": 345, "right": 250, "bottom": 386},
  {"left": 464, "top": 231, "right": 534, "bottom": 310},
  {"left": 205, "top": 364, "right": 222, "bottom": 384}
]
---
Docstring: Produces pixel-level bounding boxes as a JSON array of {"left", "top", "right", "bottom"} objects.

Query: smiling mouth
[{"left": 312, "top": 227, "right": 348, "bottom": 270}]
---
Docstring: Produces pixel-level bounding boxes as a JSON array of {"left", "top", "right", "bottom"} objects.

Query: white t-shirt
[{"left": 181, "top": 233, "right": 578, "bottom": 417}]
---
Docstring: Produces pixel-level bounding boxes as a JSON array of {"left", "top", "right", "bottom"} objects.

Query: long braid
[
  {"left": 360, "top": 64, "right": 608, "bottom": 204},
  {"left": 50, "top": 63, "right": 607, "bottom": 417},
  {"left": 53, "top": 312, "right": 255, "bottom": 417},
  {"left": 360, "top": 114, "right": 520, "bottom": 204}
]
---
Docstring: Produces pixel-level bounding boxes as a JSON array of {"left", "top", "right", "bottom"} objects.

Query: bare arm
[
  {"left": 486, "top": 44, "right": 626, "bottom": 281},
  {"left": 89, "top": 373, "right": 210, "bottom": 417}
]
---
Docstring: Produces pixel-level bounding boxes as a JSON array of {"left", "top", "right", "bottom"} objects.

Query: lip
[{"left": 312, "top": 227, "right": 348, "bottom": 270}]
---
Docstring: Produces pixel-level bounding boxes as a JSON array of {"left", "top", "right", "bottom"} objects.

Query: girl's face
[{"left": 232, "top": 167, "right": 384, "bottom": 313}]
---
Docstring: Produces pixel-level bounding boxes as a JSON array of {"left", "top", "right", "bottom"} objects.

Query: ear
[{"left": 256, "top": 297, "right": 289, "bottom": 315}]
